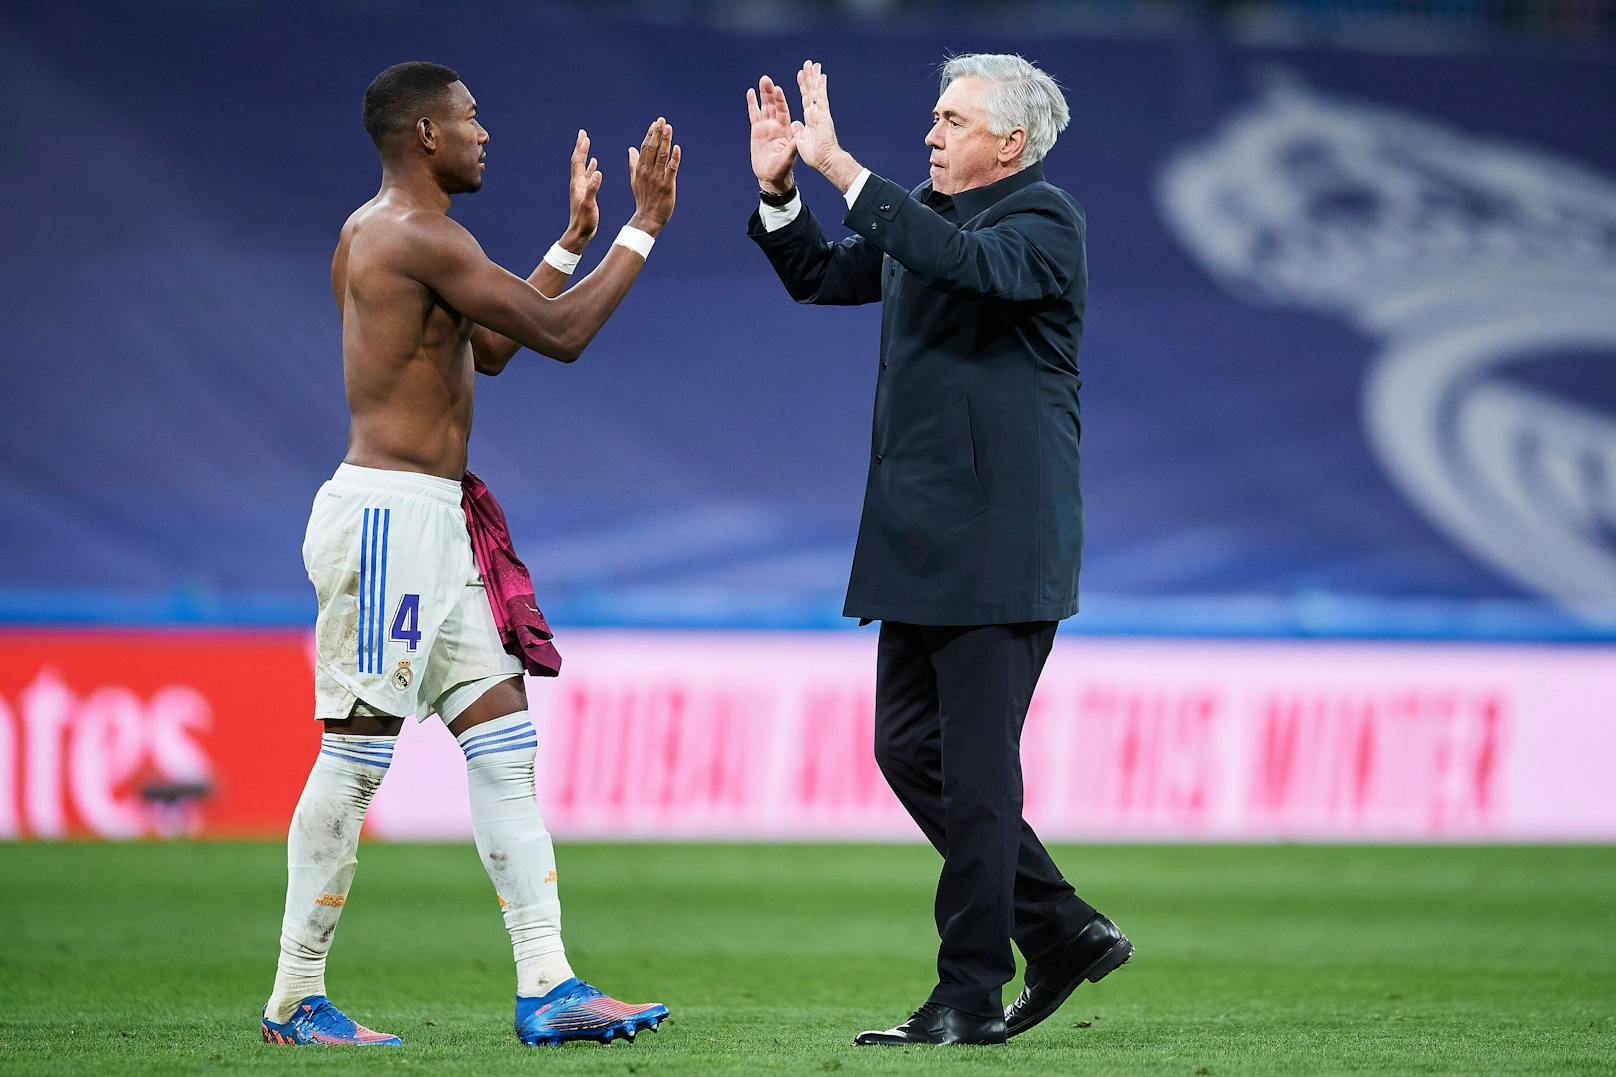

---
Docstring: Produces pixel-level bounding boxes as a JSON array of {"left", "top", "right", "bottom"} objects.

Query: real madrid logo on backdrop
[
  {"left": 1159, "top": 71, "right": 1616, "bottom": 623},
  {"left": 392, "top": 659, "right": 413, "bottom": 692}
]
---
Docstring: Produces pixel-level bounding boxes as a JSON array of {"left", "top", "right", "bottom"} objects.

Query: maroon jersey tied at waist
[{"left": 461, "top": 470, "right": 562, "bottom": 678}]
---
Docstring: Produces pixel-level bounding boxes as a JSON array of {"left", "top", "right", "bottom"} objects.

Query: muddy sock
[
  {"left": 264, "top": 733, "right": 394, "bottom": 1022},
  {"left": 457, "top": 712, "right": 574, "bottom": 997}
]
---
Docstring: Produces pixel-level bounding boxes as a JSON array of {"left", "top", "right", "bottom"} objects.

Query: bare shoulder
[
  {"left": 356, "top": 206, "right": 485, "bottom": 281},
  {"left": 387, "top": 207, "right": 475, "bottom": 253}
]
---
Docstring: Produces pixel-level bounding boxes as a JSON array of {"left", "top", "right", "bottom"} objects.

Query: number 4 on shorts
[{"left": 390, "top": 593, "right": 422, "bottom": 650}]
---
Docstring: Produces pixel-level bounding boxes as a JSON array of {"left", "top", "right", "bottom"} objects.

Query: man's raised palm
[{"left": 748, "top": 75, "right": 797, "bottom": 192}]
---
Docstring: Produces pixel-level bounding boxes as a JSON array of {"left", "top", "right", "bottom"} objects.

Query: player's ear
[{"left": 417, "top": 116, "right": 436, "bottom": 154}]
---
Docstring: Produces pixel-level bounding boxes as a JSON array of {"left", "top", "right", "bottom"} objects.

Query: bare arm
[
  {"left": 528, "top": 244, "right": 581, "bottom": 300},
  {"left": 418, "top": 118, "right": 680, "bottom": 363},
  {"left": 474, "top": 130, "right": 602, "bottom": 374}
]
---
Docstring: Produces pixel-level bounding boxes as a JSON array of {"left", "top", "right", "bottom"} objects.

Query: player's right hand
[
  {"left": 565, "top": 129, "right": 602, "bottom": 245},
  {"left": 747, "top": 75, "right": 797, "bottom": 195},
  {"left": 628, "top": 118, "right": 679, "bottom": 235}
]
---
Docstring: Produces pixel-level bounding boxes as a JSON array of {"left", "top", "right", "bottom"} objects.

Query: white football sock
[
  {"left": 457, "top": 711, "right": 575, "bottom": 997},
  {"left": 265, "top": 732, "right": 395, "bottom": 1023}
]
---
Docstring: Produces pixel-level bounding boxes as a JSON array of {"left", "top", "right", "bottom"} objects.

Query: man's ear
[
  {"left": 416, "top": 117, "right": 437, "bottom": 154},
  {"left": 998, "top": 127, "right": 1026, "bottom": 165}
]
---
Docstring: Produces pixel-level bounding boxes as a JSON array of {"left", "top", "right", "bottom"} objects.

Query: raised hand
[
  {"left": 747, "top": 75, "right": 797, "bottom": 195},
  {"left": 792, "top": 60, "right": 843, "bottom": 176},
  {"left": 628, "top": 118, "right": 680, "bottom": 235},
  {"left": 565, "top": 129, "right": 602, "bottom": 246}
]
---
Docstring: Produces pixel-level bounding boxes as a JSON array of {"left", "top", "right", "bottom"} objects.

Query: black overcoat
[{"left": 749, "top": 162, "right": 1086, "bottom": 625}]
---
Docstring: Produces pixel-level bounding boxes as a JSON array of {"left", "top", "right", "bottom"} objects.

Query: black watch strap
[{"left": 758, "top": 185, "right": 797, "bottom": 207}]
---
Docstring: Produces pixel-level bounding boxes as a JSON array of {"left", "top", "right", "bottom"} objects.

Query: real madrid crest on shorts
[{"left": 391, "top": 658, "right": 414, "bottom": 692}]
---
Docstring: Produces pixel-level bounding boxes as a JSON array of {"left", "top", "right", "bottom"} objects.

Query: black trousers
[{"left": 874, "top": 620, "right": 1097, "bottom": 1018}]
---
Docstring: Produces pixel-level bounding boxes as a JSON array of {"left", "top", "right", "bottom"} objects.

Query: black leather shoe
[
  {"left": 853, "top": 1002, "right": 1007, "bottom": 1046},
  {"left": 1004, "top": 913, "right": 1134, "bottom": 1038}
]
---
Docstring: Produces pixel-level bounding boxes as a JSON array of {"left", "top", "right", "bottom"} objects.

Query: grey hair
[{"left": 938, "top": 53, "right": 1070, "bottom": 166}]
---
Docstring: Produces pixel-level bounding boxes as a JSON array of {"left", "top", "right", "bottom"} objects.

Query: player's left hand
[
  {"left": 564, "top": 129, "right": 602, "bottom": 247},
  {"left": 792, "top": 61, "right": 844, "bottom": 177}
]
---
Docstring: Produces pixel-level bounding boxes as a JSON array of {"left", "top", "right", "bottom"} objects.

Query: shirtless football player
[{"left": 259, "top": 61, "right": 679, "bottom": 1049}]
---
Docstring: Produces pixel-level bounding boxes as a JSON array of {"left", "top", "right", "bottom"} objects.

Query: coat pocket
[
  {"left": 897, "top": 394, "right": 988, "bottom": 523},
  {"left": 951, "top": 395, "right": 989, "bottom": 517}
]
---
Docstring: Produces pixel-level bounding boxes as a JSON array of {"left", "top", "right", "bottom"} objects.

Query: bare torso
[{"left": 333, "top": 194, "right": 477, "bottom": 480}]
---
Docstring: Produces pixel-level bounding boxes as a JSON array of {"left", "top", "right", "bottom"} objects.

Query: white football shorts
[{"left": 303, "top": 463, "right": 522, "bottom": 722}]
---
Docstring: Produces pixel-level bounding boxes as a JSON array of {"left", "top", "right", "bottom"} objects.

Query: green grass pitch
[{"left": 2, "top": 842, "right": 1612, "bottom": 1074}]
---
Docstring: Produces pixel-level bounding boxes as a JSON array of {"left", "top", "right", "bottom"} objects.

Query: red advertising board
[
  {"left": 0, "top": 631, "right": 316, "bottom": 838},
  {"left": 2, "top": 629, "right": 1612, "bottom": 842}
]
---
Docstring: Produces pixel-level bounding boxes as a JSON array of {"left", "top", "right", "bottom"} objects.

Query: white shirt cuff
[
  {"left": 843, "top": 168, "right": 872, "bottom": 208},
  {"left": 758, "top": 190, "right": 802, "bottom": 232}
]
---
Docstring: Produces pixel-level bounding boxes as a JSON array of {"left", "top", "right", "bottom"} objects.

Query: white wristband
[
  {"left": 542, "top": 242, "right": 581, "bottom": 274},
  {"left": 613, "top": 225, "right": 656, "bottom": 260}
]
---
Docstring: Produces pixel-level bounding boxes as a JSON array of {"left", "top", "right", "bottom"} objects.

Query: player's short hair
[
  {"left": 938, "top": 53, "right": 1069, "bottom": 166},
  {"left": 362, "top": 62, "right": 462, "bottom": 150}
]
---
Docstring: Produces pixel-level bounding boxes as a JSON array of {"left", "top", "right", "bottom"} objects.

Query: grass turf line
[{"left": 1, "top": 842, "right": 1613, "bottom": 1074}]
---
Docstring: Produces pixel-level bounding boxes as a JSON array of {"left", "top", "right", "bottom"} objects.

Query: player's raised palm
[
  {"left": 628, "top": 118, "right": 680, "bottom": 234},
  {"left": 567, "top": 129, "right": 602, "bottom": 242},
  {"left": 748, "top": 75, "right": 797, "bottom": 195}
]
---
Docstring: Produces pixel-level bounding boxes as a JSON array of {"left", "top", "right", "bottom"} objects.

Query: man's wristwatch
[{"left": 759, "top": 185, "right": 797, "bottom": 207}]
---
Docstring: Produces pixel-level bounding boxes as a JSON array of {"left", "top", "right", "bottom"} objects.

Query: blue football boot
[
  {"left": 515, "top": 978, "right": 669, "bottom": 1046},
  {"left": 260, "top": 995, "right": 403, "bottom": 1046}
]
